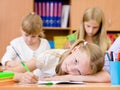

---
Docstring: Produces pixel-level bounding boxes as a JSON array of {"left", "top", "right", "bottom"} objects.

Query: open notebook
[{"left": 37, "top": 80, "right": 85, "bottom": 85}]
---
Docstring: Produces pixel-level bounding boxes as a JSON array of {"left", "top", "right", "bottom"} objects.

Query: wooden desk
[{"left": 0, "top": 83, "right": 120, "bottom": 90}]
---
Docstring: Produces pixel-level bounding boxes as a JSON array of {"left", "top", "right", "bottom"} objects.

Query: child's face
[
  {"left": 21, "top": 31, "right": 39, "bottom": 46},
  {"left": 61, "top": 47, "right": 92, "bottom": 75},
  {"left": 84, "top": 19, "right": 100, "bottom": 37}
]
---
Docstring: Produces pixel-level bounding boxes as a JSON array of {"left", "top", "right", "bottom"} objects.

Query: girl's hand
[{"left": 19, "top": 72, "right": 39, "bottom": 84}]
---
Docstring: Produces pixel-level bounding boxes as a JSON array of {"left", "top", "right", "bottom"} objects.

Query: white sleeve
[
  {"left": 36, "top": 53, "right": 46, "bottom": 69},
  {"left": 41, "top": 38, "right": 50, "bottom": 50},
  {"left": 1, "top": 45, "right": 16, "bottom": 65}
]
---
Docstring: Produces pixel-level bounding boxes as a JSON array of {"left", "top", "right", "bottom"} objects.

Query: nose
[
  {"left": 27, "top": 36, "right": 32, "bottom": 41},
  {"left": 89, "top": 28, "right": 93, "bottom": 33}
]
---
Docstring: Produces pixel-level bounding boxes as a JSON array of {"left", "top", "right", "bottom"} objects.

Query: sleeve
[
  {"left": 1, "top": 45, "right": 16, "bottom": 65},
  {"left": 41, "top": 38, "right": 50, "bottom": 50},
  {"left": 44, "top": 39, "right": 51, "bottom": 50},
  {"left": 35, "top": 52, "right": 46, "bottom": 69}
]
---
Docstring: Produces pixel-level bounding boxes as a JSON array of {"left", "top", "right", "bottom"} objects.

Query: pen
[
  {"left": 106, "top": 52, "right": 111, "bottom": 61},
  {"left": 11, "top": 46, "right": 30, "bottom": 72},
  {"left": 11, "top": 46, "right": 22, "bottom": 60},
  {"left": 45, "top": 82, "right": 53, "bottom": 86},
  {"left": 20, "top": 61, "right": 30, "bottom": 72},
  {"left": 110, "top": 51, "right": 114, "bottom": 61}
]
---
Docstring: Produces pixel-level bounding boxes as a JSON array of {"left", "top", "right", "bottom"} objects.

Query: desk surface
[{"left": 0, "top": 83, "right": 120, "bottom": 90}]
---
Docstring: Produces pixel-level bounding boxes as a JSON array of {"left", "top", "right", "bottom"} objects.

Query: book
[
  {"left": 56, "top": 0, "right": 62, "bottom": 27},
  {"left": 61, "top": 5, "right": 70, "bottom": 28},
  {"left": 37, "top": 80, "right": 84, "bottom": 85},
  {"left": 0, "top": 72, "right": 15, "bottom": 86},
  {"left": 0, "top": 72, "right": 14, "bottom": 79},
  {"left": 54, "top": 36, "right": 67, "bottom": 48}
]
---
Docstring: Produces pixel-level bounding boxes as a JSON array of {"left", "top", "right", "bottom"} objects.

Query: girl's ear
[{"left": 71, "top": 46, "right": 80, "bottom": 53}]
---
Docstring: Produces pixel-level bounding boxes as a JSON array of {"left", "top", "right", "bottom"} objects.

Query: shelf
[
  {"left": 44, "top": 30, "right": 69, "bottom": 40},
  {"left": 34, "top": 0, "right": 71, "bottom": 40},
  {"left": 107, "top": 30, "right": 120, "bottom": 33},
  {"left": 43, "top": 27, "right": 71, "bottom": 30}
]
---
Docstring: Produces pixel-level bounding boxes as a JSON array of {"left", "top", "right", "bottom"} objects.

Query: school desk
[{"left": 0, "top": 82, "right": 120, "bottom": 90}]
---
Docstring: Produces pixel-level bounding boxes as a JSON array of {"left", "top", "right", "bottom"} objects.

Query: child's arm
[
  {"left": 3, "top": 59, "right": 37, "bottom": 73},
  {"left": 42, "top": 70, "right": 110, "bottom": 83}
]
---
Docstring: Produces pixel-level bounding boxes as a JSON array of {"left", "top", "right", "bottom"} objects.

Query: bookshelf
[{"left": 34, "top": 0, "right": 71, "bottom": 41}]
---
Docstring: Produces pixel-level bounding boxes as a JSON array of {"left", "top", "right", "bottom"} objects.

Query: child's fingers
[{"left": 20, "top": 72, "right": 39, "bottom": 84}]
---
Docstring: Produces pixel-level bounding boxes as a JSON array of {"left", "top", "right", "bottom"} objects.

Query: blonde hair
[
  {"left": 75, "top": 7, "right": 111, "bottom": 54},
  {"left": 21, "top": 12, "right": 45, "bottom": 38},
  {"left": 56, "top": 39, "right": 104, "bottom": 75}
]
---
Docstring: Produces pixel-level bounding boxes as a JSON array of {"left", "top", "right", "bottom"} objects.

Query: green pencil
[{"left": 20, "top": 61, "right": 30, "bottom": 72}]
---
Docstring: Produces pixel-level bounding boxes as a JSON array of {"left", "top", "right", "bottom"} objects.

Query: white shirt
[
  {"left": 1, "top": 36, "right": 50, "bottom": 65},
  {"left": 35, "top": 49, "right": 66, "bottom": 78}
]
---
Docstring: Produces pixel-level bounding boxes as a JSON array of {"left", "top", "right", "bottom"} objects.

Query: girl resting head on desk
[{"left": 7, "top": 39, "right": 104, "bottom": 84}]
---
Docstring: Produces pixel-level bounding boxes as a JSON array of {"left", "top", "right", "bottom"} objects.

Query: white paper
[{"left": 37, "top": 80, "right": 84, "bottom": 85}]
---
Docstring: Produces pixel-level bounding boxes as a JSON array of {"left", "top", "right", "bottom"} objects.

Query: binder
[{"left": 61, "top": 5, "right": 70, "bottom": 28}]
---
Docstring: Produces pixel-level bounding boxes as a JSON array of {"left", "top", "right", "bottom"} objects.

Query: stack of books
[{"left": 0, "top": 72, "right": 15, "bottom": 86}]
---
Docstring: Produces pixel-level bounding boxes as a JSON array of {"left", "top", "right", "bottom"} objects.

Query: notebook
[
  {"left": 37, "top": 80, "right": 84, "bottom": 85},
  {"left": 0, "top": 72, "right": 14, "bottom": 79}
]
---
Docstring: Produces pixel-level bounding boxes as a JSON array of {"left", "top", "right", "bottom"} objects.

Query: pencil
[
  {"left": 11, "top": 46, "right": 30, "bottom": 72},
  {"left": 20, "top": 61, "right": 30, "bottom": 72}
]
